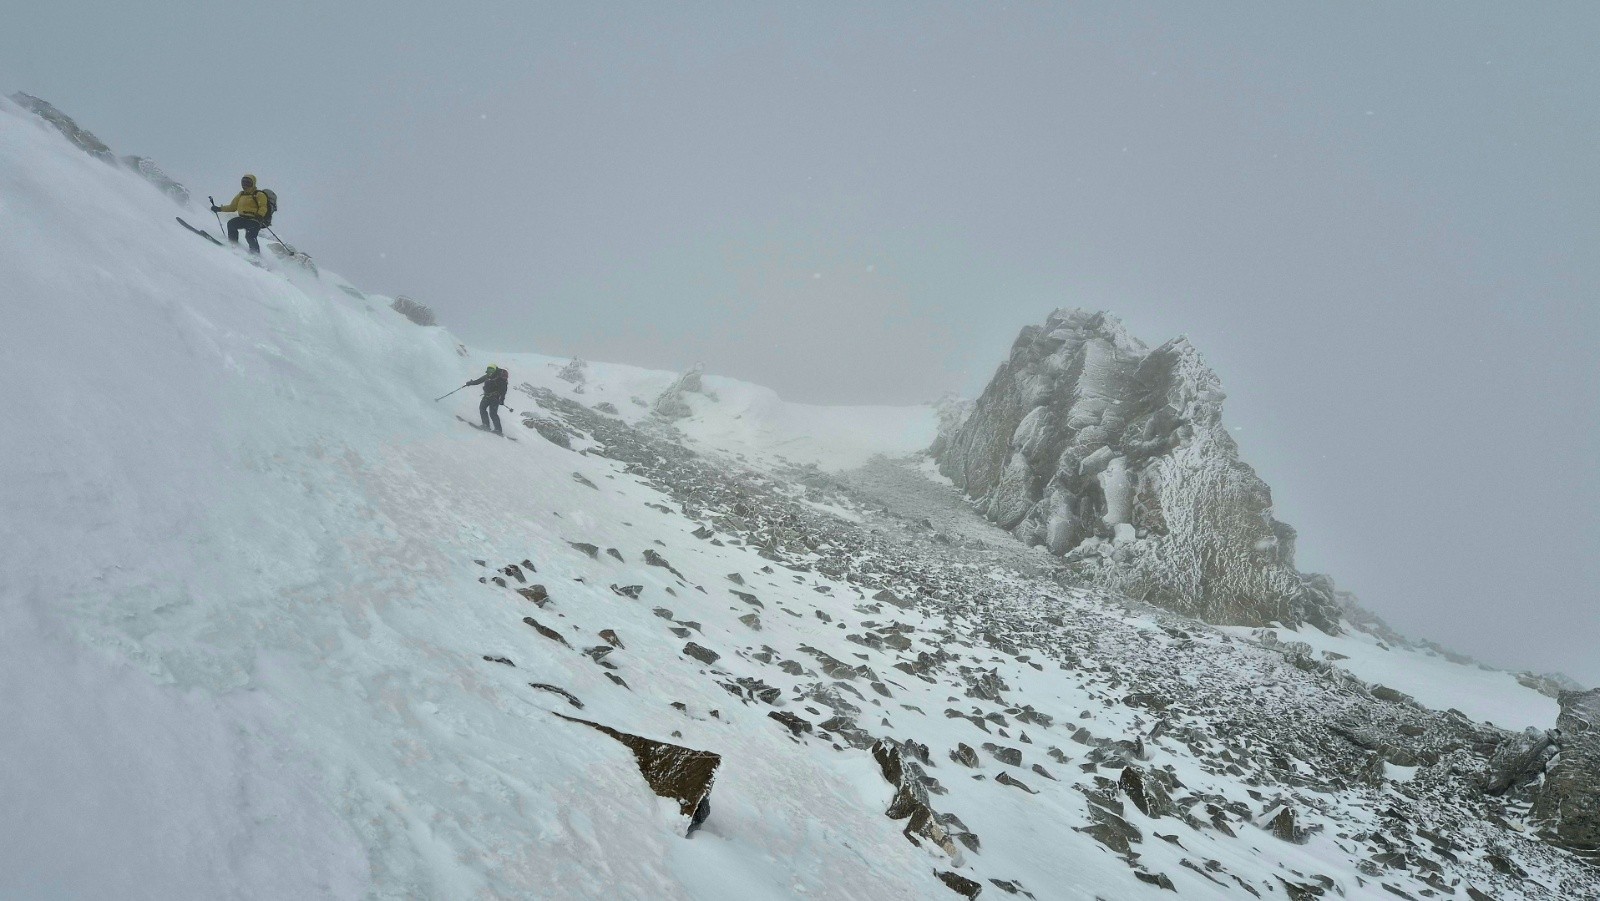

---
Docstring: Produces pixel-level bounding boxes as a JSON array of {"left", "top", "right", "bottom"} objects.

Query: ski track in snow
[{"left": 2, "top": 99, "right": 1591, "bottom": 900}]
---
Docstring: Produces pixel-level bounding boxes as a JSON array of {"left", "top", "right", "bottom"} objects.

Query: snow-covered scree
[{"left": 4, "top": 98, "right": 1596, "bottom": 899}]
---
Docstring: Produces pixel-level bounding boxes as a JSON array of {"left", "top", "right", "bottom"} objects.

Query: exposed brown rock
[
  {"left": 522, "top": 616, "right": 570, "bottom": 646},
  {"left": 553, "top": 713, "right": 720, "bottom": 826}
]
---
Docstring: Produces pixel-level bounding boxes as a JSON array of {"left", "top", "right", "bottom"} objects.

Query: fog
[{"left": 5, "top": 3, "right": 1595, "bottom": 685}]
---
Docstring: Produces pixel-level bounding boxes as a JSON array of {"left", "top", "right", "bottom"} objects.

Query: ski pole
[
  {"left": 435, "top": 383, "right": 469, "bottom": 402},
  {"left": 265, "top": 225, "right": 287, "bottom": 246},
  {"left": 209, "top": 196, "right": 226, "bottom": 240}
]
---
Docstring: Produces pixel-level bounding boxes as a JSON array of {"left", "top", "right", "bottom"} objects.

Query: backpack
[{"left": 258, "top": 188, "right": 278, "bottom": 226}]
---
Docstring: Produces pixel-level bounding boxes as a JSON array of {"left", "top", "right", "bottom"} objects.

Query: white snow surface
[
  {"left": 0, "top": 101, "right": 949, "bottom": 900},
  {"left": 2, "top": 100, "right": 1584, "bottom": 900}
]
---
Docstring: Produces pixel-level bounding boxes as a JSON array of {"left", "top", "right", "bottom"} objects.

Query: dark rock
[
  {"left": 643, "top": 549, "right": 686, "bottom": 579},
  {"left": 554, "top": 713, "right": 719, "bottom": 827},
  {"left": 1482, "top": 727, "right": 1556, "bottom": 796},
  {"left": 935, "top": 870, "right": 982, "bottom": 898},
  {"left": 965, "top": 670, "right": 1009, "bottom": 703},
  {"left": 1076, "top": 803, "right": 1141, "bottom": 854},
  {"left": 682, "top": 643, "right": 721, "bottom": 665},
  {"left": 769, "top": 711, "right": 813, "bottom": 736},
  {"left": 994, "top": 772, "right": 1036, "bottom": 794},
  {"left": 1370, "top": 685, "right": 1409, "bottom": 704},
  {"left": 528, "top": 683, "right": 583, "bottom": 708},
  {"left": 482, "top": 655, "right": 515, "bottom": 666},
  {"left": 951, "top": 743, "right": 980, "bottom": 767},
  {"left": 1133, "top": 871, "right": 1176, "bottom": 891},
  {"left": 1534, "top": 688, "right": 1600, "bottom": 849},
  {"left": 1123, "top": 691, "right": 1171, "bottom": 711},
  {"left": 599, "top": 629, "right": 623, "bottom": 648},
  {"left": 522, "top": 616, "right": 570, "bottom": 646},
  {"left": 739, "top": 613, "right": 762, "bottom": 630},
  {"left": 517, "top": 585, "right": 550, "bottom": 606},
  {"left": 983, "top": 743, "right": 1022, "bottom": 767},
  {"left": 1265, "top": 805, "right": 1305, "bottom": 843},
  {"left": 571, "top": 471, "right": 598, "bottom": 489},
  {"left": 525, "top": 419, "right": 574, "bottom": 448},
  {"left": 610, "top": 584, "right": 644, "bottom": 599},
  {"left": 567, "top": 541, "right": 600, "bottom": 559},
  {"left": 1120, "top": 766, "right": 1174, "bottom": 819},
  {"left": 874, "top": 589, "right": 914, "bottom": 609},
  {"left": 873, "top": 739, "right": 968, "bottom": 861}
]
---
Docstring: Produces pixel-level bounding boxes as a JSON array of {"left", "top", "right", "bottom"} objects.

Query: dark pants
[
  {"left": 227, "top": 216, "right": 262, "bottom": 254},
  {"left": 480, "top": 396, "right": 503, "bottom": 433}
]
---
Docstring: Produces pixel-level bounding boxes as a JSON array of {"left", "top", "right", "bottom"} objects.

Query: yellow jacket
[{"left": 220, "top": 189, "right": 270, "bottom": 219}]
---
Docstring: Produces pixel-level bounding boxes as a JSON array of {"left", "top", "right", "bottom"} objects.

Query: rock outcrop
[
  {"left": 555, "top": 713, "right": 720, "bottom": 833},
  {"left": 1535, "top": 689, "right": 1600, "bottom": 852},
  {"left": 10, "top": 93, "right": 190, "bottom": 205},
  {"left": 934, "top": 309, "right": 1339, "bottom": 630},
  {"left": 652, "top": 365, "right": 712, "bottom": 421}
]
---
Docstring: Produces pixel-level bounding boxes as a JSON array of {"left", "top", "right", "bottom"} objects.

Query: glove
[{"left": 210, "top": 205, "right": 220, "bottom": 213}]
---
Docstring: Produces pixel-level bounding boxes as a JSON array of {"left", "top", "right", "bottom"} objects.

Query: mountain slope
[{"left": 3, "top": 97, "right": 1595, "bottom": 900}]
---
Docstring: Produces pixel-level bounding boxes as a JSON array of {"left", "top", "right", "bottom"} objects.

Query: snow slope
[
  {"left": 471, "top": 354, "right": 937, "bottom": 472},
  {"left": 0, "top": 99, "right": 963, "bottom": 900},
  {"left": 4, "top": 97, "right": 1590, "bottom": 901}
]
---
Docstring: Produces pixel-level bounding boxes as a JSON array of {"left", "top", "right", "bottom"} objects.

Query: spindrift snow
[{"left": 456, "top": 416, "right": 518, "bottom": 440}]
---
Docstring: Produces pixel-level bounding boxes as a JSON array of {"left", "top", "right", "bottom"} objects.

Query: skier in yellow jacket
[{"left": 211, "top": 174, "right": 270, "bottom": 254}]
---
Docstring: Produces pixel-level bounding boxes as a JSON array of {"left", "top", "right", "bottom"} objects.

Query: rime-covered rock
[
  {"left": 11, "top": 94, "right": 190, "bottom": 204},
  {"left": 1534, "top": 688, "right": 1600, "bottom": 850},
  {"left": 120, "top": 155, "right": 190, "bottom": 205},
  {"left": 653, "top": 364, "right": 711, "bottom": 421},
  {"left": 1482, "top": 727, "right": 1557, "bottom": 797},
  {"left": 934, "top": 309, "right": 1339, "bottom": 629},
  {"left": 11, "top": 92, "right": 114, "bottom": 162}
]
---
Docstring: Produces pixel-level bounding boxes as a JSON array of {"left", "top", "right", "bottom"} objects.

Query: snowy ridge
[{"left": 3, "top": 97, "right": 1596, "bottom": 900}]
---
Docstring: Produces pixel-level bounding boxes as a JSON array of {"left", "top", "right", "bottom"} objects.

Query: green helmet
[{"left": 486, "top": 364, "right": 499, "bottom": 373}]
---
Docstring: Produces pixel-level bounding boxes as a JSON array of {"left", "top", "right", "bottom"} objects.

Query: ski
[
  {"left": 176, "top": 217, "right": 224, "bottom": 246},
  {"left": 456, "top": 415, "right": 517, "bottom": 441}
]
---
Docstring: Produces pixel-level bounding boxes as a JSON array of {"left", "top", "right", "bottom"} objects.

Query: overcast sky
[{"left": 6, "top": 3, "right": 1596, "bottom": 687}]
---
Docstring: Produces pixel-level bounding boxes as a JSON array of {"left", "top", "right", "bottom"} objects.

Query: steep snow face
[
  {"left": 7, "top": 98, "right": 1597, "bottom": 901},
  {"left": 935, "top": 309, "right": 1340, "bottom": 631}
]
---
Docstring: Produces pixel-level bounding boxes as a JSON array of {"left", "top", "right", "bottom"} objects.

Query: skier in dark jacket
[{"left": 466, "top": 364, "right": 509, "bottom": 434}]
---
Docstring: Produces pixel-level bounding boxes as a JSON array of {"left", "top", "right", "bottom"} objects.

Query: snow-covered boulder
[
  {"left": 935, "top": 309, "right": 1340, "bottom": 630},
  {"left": 652, "top": 364, "right": 711, "bottom": 421}
]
